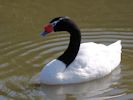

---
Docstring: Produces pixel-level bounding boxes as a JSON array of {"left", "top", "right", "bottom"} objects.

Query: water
[{"left": 0, "top": 0, "right": 133, "bottom": 99}]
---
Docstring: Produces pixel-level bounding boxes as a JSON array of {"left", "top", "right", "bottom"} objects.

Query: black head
[{"left": 40, "top": 16, "right": 79, "bottom": 36}]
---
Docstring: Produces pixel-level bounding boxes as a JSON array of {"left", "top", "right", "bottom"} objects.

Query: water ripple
[{"left": 0, "top": 31, "right": 133, "bottom": 100}]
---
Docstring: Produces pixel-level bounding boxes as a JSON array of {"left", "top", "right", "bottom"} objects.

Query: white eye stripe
[
  {"left": 51, "top": 20, "right": 59, "bottom": 27},
  {"left": 51, "top": 17, "right": 69, "bottom": 27}
]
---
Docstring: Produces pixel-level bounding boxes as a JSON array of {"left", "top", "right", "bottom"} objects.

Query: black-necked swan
[{"left": 32, "top": 16, "right": 122, "bottom": 85}]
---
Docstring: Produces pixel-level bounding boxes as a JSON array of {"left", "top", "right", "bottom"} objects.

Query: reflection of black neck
[{"left": 57, "top": 28, "right": 81, "bottom": 67}]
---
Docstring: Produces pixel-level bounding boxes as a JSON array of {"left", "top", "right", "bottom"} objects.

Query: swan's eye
[
  {"left": 51, "top": 21, "right": 59, "bottom": 27},
  {"left": 51, "top": 20, "right": 59, "bottom": 27},
  {"left": 51, "top": 17, "right": 66, "bottom": 27}
]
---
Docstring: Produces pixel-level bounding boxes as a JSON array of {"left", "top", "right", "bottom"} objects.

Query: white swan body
[
  {"left": 32, "top": 17, "right": 122, "bottom": 85},
  {"left": 39, "top": 40, "right": 121, "bottom": 85}
]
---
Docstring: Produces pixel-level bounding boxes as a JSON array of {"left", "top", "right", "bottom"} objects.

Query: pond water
[{"left": 0, "top": 0, "right": 133, "bottom": 100}]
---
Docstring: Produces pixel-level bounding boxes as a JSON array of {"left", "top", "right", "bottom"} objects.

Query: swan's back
[{"left": 65, "top": 40, "right": 122, "bottom": 83}]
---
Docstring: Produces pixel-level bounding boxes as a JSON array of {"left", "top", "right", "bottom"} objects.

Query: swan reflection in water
[{"left": 31, "top": 67, "right": 121, "bottom": 100}]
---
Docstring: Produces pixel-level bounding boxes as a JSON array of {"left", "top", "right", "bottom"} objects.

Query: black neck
[{"left": 57, "top": 28, "right": 81, "bottom": 67}]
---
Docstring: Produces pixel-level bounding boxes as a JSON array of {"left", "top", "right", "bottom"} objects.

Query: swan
[{"left": 35, "top": 16, "right": 122, "bottom": 85}]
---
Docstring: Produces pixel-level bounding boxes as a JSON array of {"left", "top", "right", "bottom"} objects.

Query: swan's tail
[{"left": 108, "top": 40, "right": 122, "bottom": 53}]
